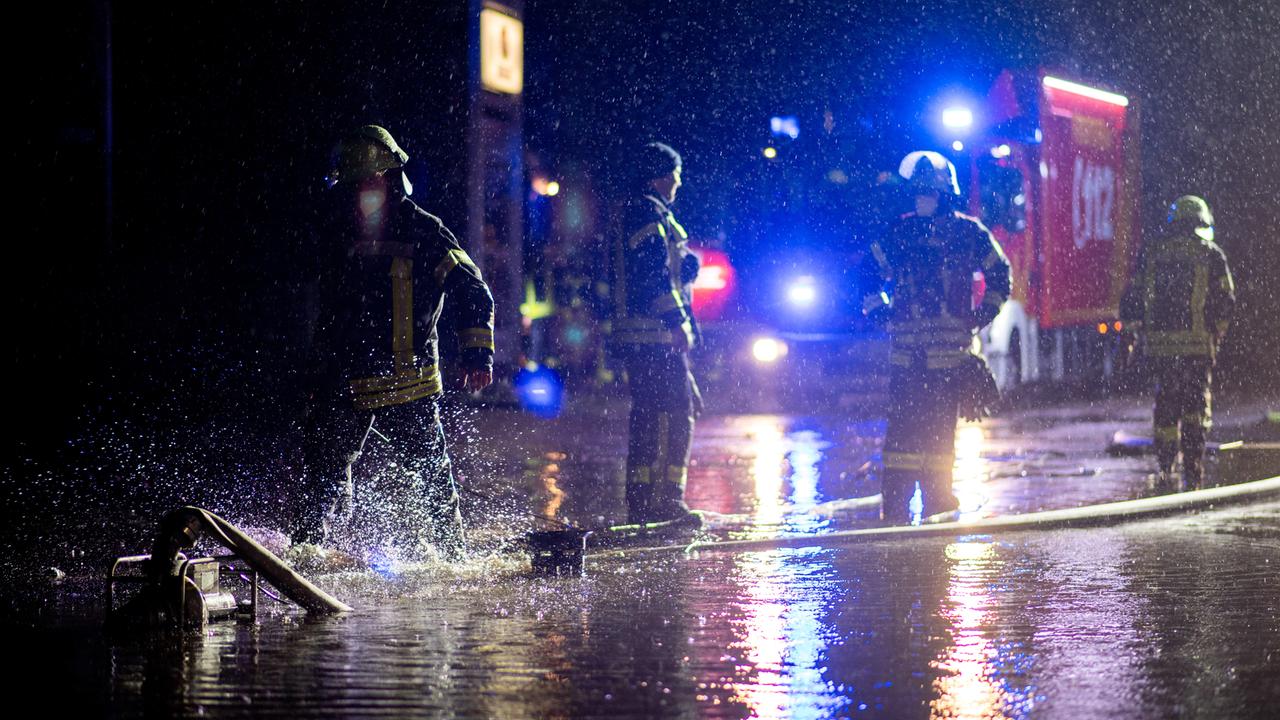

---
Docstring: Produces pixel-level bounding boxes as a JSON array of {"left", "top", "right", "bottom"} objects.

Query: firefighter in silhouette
[
  {"left": 294, "top": 125, "right": 494, "bottom": 560},
  {"left": 861, "top": 151, "right": 1011, "bottom": 523},
  {"left": 1122, "top": 195, "right": 1234, "bottom": 490},
  {"left": 608, "top": 142, "right": 701, "bottom": 525}
]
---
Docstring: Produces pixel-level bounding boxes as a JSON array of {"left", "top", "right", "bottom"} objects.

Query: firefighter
[
  {"left": 608, "top": 142, "right": 701, "bottom": 525},
  {"left": 1122, "top": 195, "right": 1234, "bottom": 490},
  {"left": 294, "top": 125, "right": 495, "bottom": 560},
  {"left": 862, "top": 151, "right": 1011, "bottom": 523}
]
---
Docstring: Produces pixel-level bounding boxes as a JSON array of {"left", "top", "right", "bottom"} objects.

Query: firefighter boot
[
  {"left": 625, "top": 482, "right": 653, "bottom": 525},
  {"left": 428, "top": 507, "right": 466, "bottom": 562},
  {"left": 921, "top": 480, "right": 961, "bottom": 522},
  {"left": 879, "top": 473, "right": 914, "bottom": 525},
  {"left": 650, "top": 480, "right": 698, "bottom": 525},
  {"left": 417, "top": 471, "right": 467, "bottom": 562},
  {"left": 1149, "top": 470, "right": 1178, "bottom": 494},
  {"left": 1153, "top": 422, "right": 1180, "bottom": 491},
  {"left": 1153, "top": 464, "right": 1180, "bottom": 493},
  {"left": 1181, "top": 419, "right": 1208, "bottom": 490},
  {"left": 1181, "top": 455, "right": 1204, "bottom": 491}
]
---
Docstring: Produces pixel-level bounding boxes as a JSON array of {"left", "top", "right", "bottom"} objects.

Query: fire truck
[
  {"left": 964, "top": 70, "right": 1142, "bottom": 388},
  {"left": 687, "top": 70, "right": 1142, "bottom": 391},
  {"left": 529, "top": 70, "right": 1140, "bottom": 399}
]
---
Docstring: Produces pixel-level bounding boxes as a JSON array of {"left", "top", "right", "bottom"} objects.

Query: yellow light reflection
[
  {"left": 539, "top": 460, "right": 564, "bottom": 521},
  {"left": 724, "top": 550, "right": 839, "bottom": 719},
  {"left": 733, "top": 418, "right": 830, "bottom": 535},
  {"left": 787, "top": 431, "right": 822, "bottom": 511},
  {"left": 931, "top": 541, "right": 1009, "bottom": 720},
  {"left": 784, "top": 430, "right": 830, "bottom": 534},
  {"left": 727, "top": 578, "right": 789, "bottom": 717},
  {"left": 953, "top": 422, "right": 990, "bottom": 515},
  {"left": 722, "top": 419, "right": 828, "bottom": 716},
  {"left": 746, "top": 417, "right": 787, "bottom": 528}
]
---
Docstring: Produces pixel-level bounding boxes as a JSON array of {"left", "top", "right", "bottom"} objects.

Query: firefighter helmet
[
  {"left": 1168, "top": 195, "right": 1213, "bottom": 227},
  {"left": 631, "top": 141, "right": 683, "bottom": 193},
  {"left": 1168, "top": 195, "right": 1214, "bottom": 241},
  {"left": 329, "top": 125, "right": 409, "bottom": 186},
  {"left": 898, "top": 150, "right": 960, "bottom": 196}
]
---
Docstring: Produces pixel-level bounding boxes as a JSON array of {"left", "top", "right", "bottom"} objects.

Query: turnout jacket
[
  {"left": 310, "top": 193, "right": 495, "bottom": 410},
  {"left": 609, "top": 194, "right": 697, "bottom": 350},
  {"left": 861, "top": 210, "right": 1011, "bottom": 369},
  {"left": 1121, "top": 230, "right": 1234, "bottom": 358}
]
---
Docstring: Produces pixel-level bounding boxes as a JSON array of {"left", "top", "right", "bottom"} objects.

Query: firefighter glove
[{"left": 680, "top": 253, "right": 701, "bottom": 285}]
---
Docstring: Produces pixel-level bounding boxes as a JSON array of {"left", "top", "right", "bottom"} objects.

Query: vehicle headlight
[{"left": 751, "top": 337, "right": 788, "bottom": 364}]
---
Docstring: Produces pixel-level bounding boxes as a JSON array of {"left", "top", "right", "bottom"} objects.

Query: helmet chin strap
[{"left": 400, "top": 170, "right": 414, "bottom": 197}]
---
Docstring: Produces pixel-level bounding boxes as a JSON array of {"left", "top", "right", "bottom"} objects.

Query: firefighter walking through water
[
  {"left": 1122, "top": 195, "right": 1234, "bottom": 490},
  {"left": 862, "top": 151, "right": 1011, "bottom": 523},
  {"left": 609, "top": 142, "right": 702, "bottom": 525},
  {"left": 293, "top": 125, "right": 495, "bottom": 560}
]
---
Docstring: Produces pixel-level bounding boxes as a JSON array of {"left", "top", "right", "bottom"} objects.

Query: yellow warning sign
[{"left": 480, "top": 7, "right": 523, "bottom": 95}]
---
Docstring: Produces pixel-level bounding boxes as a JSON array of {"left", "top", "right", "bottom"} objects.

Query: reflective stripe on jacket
[
  {"left": 860, "top": 210, "right": 1011, "bottom": 353},
  {"left": 609, "top": 194, "right": 695, "bottom": 350},
  {"left": 1121, "top": 231, "right": 1234, "bottom": 358},
  {"left": 310, "top": 195, "right": 495, "bottom": 407}
]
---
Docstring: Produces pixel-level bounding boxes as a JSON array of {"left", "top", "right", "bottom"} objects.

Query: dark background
[{"left": 12, "top": 0, "right": 1279, "bottom": 484}]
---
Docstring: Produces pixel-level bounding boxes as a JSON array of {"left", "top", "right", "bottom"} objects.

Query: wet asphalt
[{"left": 7, "top": 394, "right": 1280, "bottom": 718}]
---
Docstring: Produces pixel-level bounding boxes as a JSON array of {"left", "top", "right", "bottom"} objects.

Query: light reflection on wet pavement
[
  {"left": 458, "top": 399, "right": 1230, "bottom": 543},
  {"left": 30, "top": 503, "right": 1278, "bottom": 718},
  {"left": 14, "top": 402, "right": 1280, "bottom": 718}
]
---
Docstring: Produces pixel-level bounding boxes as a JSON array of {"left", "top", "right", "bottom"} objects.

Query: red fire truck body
[{"left": 971, "top": 70, "right": 1141, "bottom": 387}]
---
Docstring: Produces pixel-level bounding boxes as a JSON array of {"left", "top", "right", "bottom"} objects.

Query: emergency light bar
[{"left": 1042, "top": 75, "right": 1129, "bottom": 107}]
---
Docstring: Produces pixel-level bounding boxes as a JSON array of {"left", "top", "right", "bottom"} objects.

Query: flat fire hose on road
[{"left": 590, "top": 475, "right": 1280, "bottom": 560}]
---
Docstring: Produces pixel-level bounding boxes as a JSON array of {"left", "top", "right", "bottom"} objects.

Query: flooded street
[
  {"left": 23, "top": 506, "right": 1280, "bottom": 718},
  {"left": 13, "top": 400, "right": 1280, "bottom": 718},
  {"left": 20, "top": 2, "right": 1280, "bottom": 715}
]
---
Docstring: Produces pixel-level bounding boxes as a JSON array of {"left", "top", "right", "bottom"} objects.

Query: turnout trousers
[
  {"left": 293, "top": 395, "right": 465, "bottom": 557},
  {"left": 882, "top": 361, "right": 962, "bottom": 523},
  {"left": 623, "top": 348, "right": 696, "bottom": 522},
  {"left": 1152, "top": 357, "right": 1212, "bottom": 488}
]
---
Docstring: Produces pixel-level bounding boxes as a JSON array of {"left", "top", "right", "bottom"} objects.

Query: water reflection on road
[
  {"left": 932, "top": 540, "right": 1007, "bottom": 719},
  {"left": 23, "top": 411, "right": 1280, "bottom": 718},
  {"left": 715, "top": 549, "right": 842, "bottom": 719},
  {"left": 73, "top": 503, "right": 1279, "bottom": 719}
]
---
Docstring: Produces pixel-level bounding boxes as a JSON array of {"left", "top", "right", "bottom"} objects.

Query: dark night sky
[{"left": 14, "top": 0, "right": 1280, "bottom": 453}]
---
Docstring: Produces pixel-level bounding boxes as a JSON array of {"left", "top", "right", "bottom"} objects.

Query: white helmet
[{"left": 898, "top": 150, "right": 960, "bottom": 196}]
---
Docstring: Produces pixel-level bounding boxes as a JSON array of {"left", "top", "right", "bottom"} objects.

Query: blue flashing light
[
  {"left": 942, "top": 106, "right": 974, "bottom": 131},
  {"left": 785, "top": 275, "right": 819, "bottom": 309},
  {"left": 770, "top": 115, "right": 800, "bottom": 140},
  {"left": 514, "top": 365, "right": 565, "bottom": 418}
]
